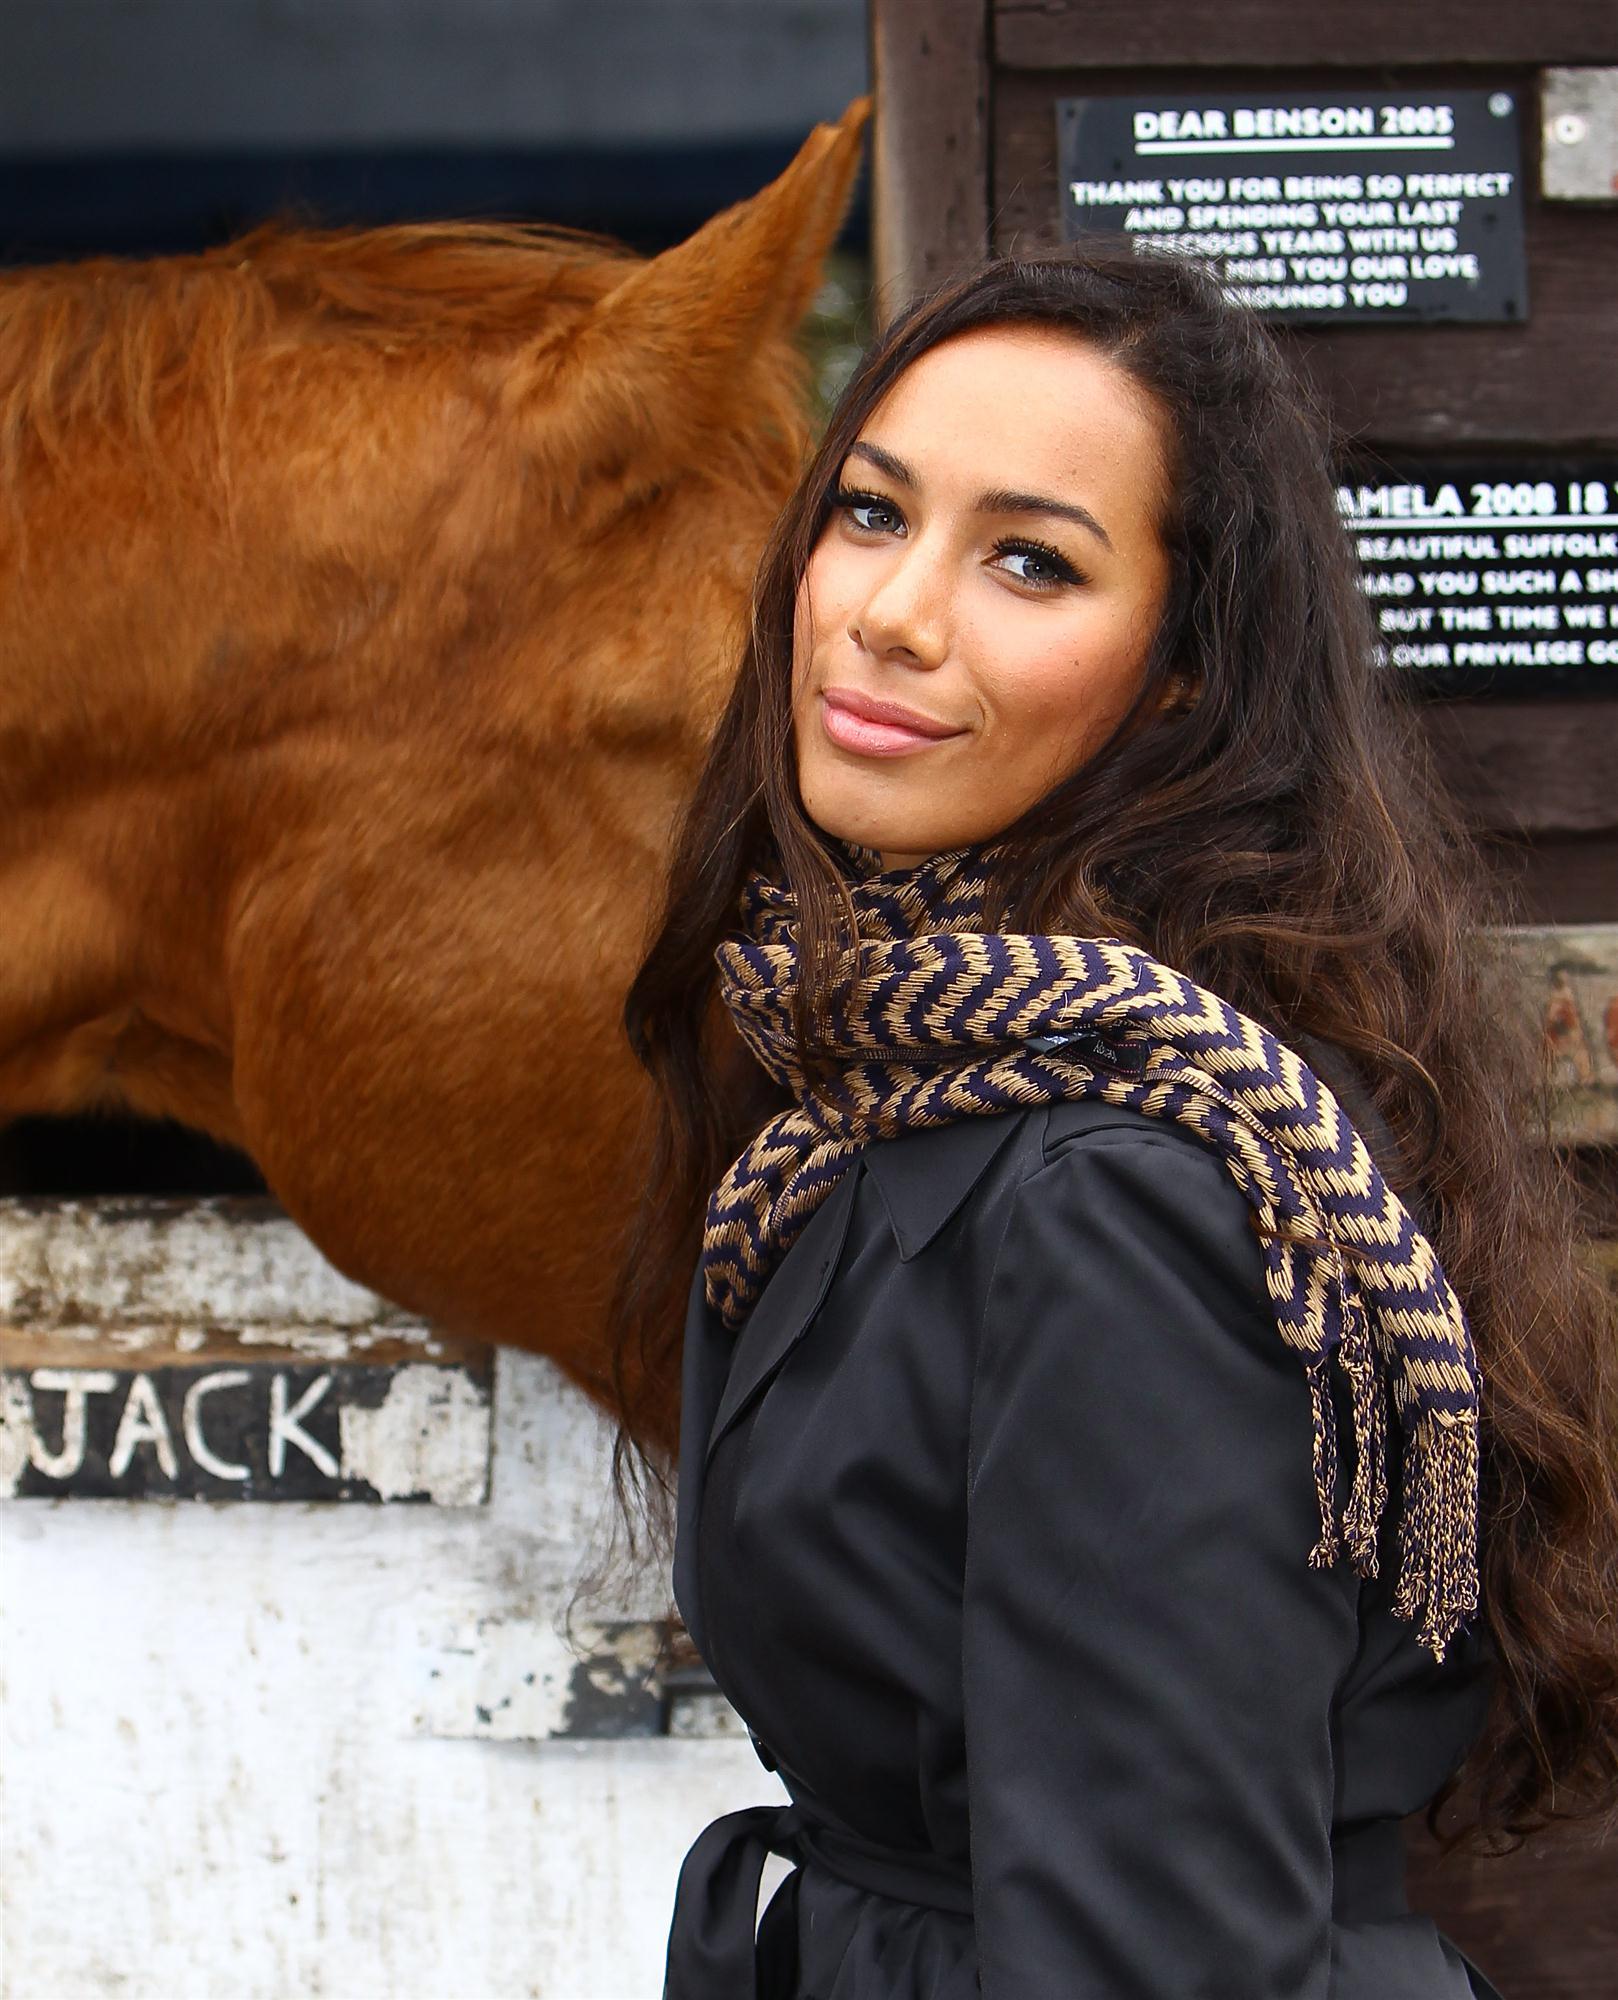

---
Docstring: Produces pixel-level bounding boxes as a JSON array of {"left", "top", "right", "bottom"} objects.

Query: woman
[{"left": 611, "top": 252, "right": 1618, "bottom": 1997}]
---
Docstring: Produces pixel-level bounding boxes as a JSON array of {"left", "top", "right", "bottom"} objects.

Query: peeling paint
[
  {"left": 0, "top": 1346, "right": 777, "bottom": 1997},
  {"left": 563, "top": 1620, "right": 666, "bottom": 1739},
  {"left": 412, "top": 1617, "right": 576, "bottom": 1740},
  {"left": 1, "top": 1199, "right": 765, "bottom": 1990},
  {"left": 0, "top": 1200, "right": 426, "bottom": 1334},
  {"left": 338, "top": 1367, "right": 490, "bottom": 1505},
  {"left": 409, "top": 1616, "right": 667, "bottom": 1741},
  {"left": 0, "top": 1371, "right": 33, "bottom": 1495},
  {"left": 666, "top": 1690, "right": 751, "bottom": 1740}
]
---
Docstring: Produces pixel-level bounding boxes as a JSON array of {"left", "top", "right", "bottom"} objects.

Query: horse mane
[{"left": 0, "top": 218, "right": 636, "bottom": 488}]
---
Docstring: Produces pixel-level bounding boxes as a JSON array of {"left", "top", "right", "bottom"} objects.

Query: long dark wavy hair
[{"left": 609, "top": 249, "right": 1618, "bottom": 1845}]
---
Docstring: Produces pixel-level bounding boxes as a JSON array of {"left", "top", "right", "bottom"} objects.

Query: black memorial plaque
[
  {"left": 1058, "top": 88, "right": 1527, "bottom": 323},
  {"left": 1340, "top": 461, "right": 1618, "bottom": 694}
]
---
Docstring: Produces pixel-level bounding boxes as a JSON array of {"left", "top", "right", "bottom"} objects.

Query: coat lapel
[
  {"left": 673, "top": 1163, "right": 861, "bottom": 1653},
  {"left": 674, "top": 1114, "right": 1028, "bottom": 1654},
  {"left": 703, "top": 1158, "right": 862, "bottom": 1469}
]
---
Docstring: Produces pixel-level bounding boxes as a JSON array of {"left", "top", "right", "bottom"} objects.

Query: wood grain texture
[
  {"left": 1423, "top": 701, "right": 1618, "bottom": 836},
  {"left": 1405, "top": 1815, "right": 1618, "bottom": 2000},
  {"left": 870, "top": 0, "right": 991, "bottom": 318},
  {"left": 1471, "top": 832, "right": 1618, "bottom": 928},
  {"left": 993, "top": 1, "right": 1618, "bottom": 69},
  {"left": 0, "top": 1324, "right": 487, "bottom": 1372},
  {"left": 990, "top": 67, "right": 1618, "bottom": 445}
]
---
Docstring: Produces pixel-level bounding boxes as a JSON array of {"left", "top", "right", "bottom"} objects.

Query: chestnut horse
[{"left": 0, "top": 102, "right": 868, "bottom": 1454}]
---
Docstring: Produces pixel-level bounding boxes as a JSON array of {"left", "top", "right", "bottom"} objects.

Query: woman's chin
[{"left": 805, "top": 810, "right": 931, "bottom": 863}]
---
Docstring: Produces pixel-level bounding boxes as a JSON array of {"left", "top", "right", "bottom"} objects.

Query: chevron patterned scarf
[{"left": 701, "top": 839, "right": 1481, "bottom": 1661}]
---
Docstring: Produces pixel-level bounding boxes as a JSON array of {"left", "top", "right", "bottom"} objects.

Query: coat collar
[{"left": 861, "top": 1110, "right": 1025, "bottom": 1261}]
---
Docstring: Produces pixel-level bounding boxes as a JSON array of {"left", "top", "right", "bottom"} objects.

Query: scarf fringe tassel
[{"left": 1306, "top": 1283, "right": 1479, "bottom": 1664}]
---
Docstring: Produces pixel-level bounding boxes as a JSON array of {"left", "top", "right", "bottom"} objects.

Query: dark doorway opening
[{"left": 0, "top": 1115, "right": 267, "bottom": 1198}]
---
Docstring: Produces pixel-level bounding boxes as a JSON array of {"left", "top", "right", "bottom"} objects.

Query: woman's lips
[{"left": 819, "top": 690, "right": 965, "bottom": 758}]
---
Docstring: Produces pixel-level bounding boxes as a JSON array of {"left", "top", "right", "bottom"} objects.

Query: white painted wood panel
[{"left": 0, "top": 1209, "right": 785, "bottom": 2000}]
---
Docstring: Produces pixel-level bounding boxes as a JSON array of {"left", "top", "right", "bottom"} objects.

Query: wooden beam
[
  {"left": 0, "top": 1196, "right": 465, "bottom": 1361},
  {"left": 1479, "top": 833, "right": 1618, "bottom": 930},
  {"left": 993, "top": 1, "right": 1618, "bottom": 69},
  {"left": 1424, "top": 700, "right": 1618, "bottom": 837},
  {"left": 870, "top": 0, "right": 991, "bottom": 321},
  {"left": 1287, "top": 211, "right": 1618, "bottom": 448}
]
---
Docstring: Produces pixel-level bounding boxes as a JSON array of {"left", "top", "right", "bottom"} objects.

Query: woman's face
[{"left": 792, "top": 325, "right": 1177, "bottom": 869}]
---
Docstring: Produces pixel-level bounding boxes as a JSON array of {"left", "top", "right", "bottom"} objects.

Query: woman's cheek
[
  {"left": 985, "top": 628, "right": 1132, "bottom": 779},
  {"left": 977, "top": 629, "right": 1092, "bottom": 734}
]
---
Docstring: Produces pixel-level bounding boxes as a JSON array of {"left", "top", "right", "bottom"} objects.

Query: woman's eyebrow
[
  {"left": 843, "top": 440, "right": 1113, "bottom": 553},
  {"left": 975, "top": 486, "right": 1114, "bottom": 553},
  {"left": 845, "top": 439, "right": 914, "bottom": 487}
]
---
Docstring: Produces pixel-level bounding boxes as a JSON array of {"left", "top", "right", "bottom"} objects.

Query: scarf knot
[{"left": 702, "top": 842, "right": 1481, "bottom": 1661}]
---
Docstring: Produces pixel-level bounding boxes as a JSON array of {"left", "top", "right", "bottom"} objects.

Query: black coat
[{"left": 663, "top": 1094, "right": 1503, "bottom": 1999}]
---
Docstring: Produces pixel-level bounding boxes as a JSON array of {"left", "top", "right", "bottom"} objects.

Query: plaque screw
[
  {"left": 1551, "top": 112, "right": 1588, "bottom": 148},
  {"left": 1488, "top": 92, "right": 1513, "bottom": 118}
]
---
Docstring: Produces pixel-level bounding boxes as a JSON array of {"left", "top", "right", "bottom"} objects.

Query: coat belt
[
  {"left": 661, "top": 1798, "right": 971, "bottom": 1999},
  {"left": 661, "top": 1800, "right": 1410, "bottom": 1998}
]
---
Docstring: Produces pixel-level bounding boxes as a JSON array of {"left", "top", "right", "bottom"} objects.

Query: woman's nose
[{"left": 849, "top": 543, "right": 949, "bottom": 669}]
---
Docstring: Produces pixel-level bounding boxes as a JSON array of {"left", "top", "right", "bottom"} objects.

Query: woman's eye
[
  {"left": 832, "top": 487, "right": 904, "bottom": 536},
  {"left": 991, "top": 538, "right": 1084, "bottom": 591}
]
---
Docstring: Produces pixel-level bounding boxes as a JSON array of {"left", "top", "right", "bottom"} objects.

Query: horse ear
[
  {"left": 593, "top": 95, "right": 870, "bottom": 370},
  {"left": 514, "top": 97, "right": 870, "bottom": 467}
]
